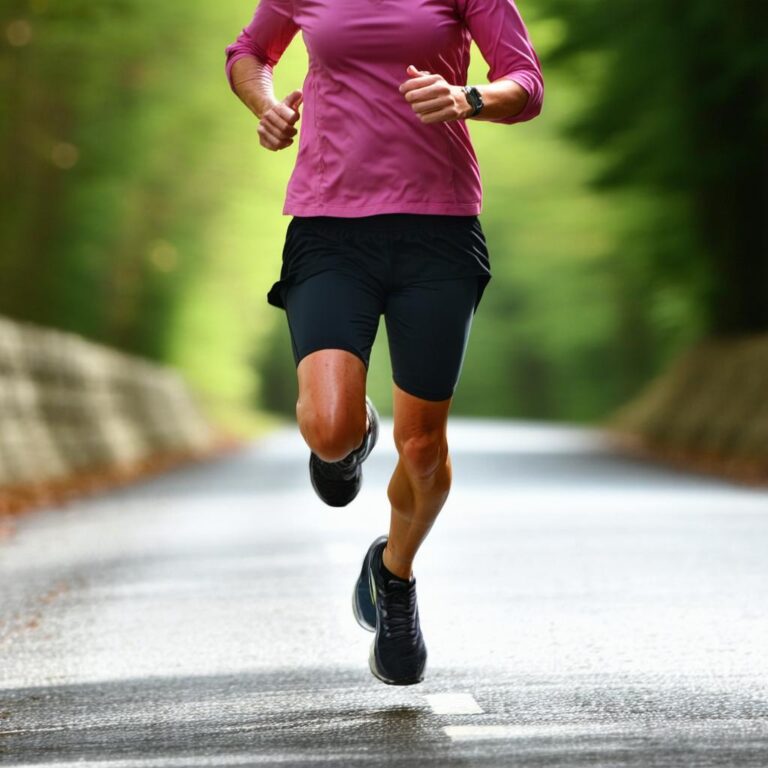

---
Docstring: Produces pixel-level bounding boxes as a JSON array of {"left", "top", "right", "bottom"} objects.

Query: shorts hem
[
  {"left": 268, "top": 267, "right": 348, "bottom": 311},
  {"left": 295, "top": 344, "right": 370, "bottom": 371},
  {"left": 392, "top": 377, "right": 454, "bottom": 403}
]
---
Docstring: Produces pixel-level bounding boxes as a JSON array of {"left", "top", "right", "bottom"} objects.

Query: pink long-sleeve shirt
[{"left": 225, "top": 0, "right": 543, "bottom": 217}]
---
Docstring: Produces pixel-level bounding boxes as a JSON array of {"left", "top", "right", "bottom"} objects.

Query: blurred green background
[{"left": 2, "top": 0, "right": 765, "bottom": 431}]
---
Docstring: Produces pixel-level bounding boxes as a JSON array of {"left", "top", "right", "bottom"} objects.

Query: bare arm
[
  {"left": 469, "top": 0, "right": 545, "bottom": 125},
  {"left": 467, "top": 78, "right": 529, "bottom": 122},
  {"left": 224, "top": 0, "right": 302, "bottom": 153},
  {"left": 230, "top": 55, "right": 280, "bottom": 118},
  {"left": 405, "top": 0, "right": 544, "bottom": 127},
  {"left": 399, "top": 65, "right": 530, "bottom": 124},
  {"left": 230, "top": 56, "right": 303, "bottom": 151}
]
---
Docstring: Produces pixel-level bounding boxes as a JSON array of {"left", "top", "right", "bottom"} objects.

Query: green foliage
[
  {"left": 3, "top": 0, "right": 762, "bottom": 424},
  {"left": 1, "top": 0, "right": 230, "bottom": 357},
  {"left": 538, "top": 0, "right": 768, "bottom": 334}
]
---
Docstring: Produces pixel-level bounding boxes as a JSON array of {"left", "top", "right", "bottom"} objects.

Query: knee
[
  {"left": 298, "top": 402, "right": 366, "bottom": 463},
  {"left": 395, "top": 429, "right": 449, "bottom": 482}
]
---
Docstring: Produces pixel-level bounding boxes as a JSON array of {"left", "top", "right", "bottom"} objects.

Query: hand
[
  {"left": 398, "top": 65, "right": 472, "bottom": 124},
  {"left": 258, "top": 89, "right": 303, "bottom": 151}
]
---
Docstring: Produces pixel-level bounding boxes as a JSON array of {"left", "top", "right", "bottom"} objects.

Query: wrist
[
  {"left": 244, "top": 92, "right": 278, "bottom": 119},
  {"left": 459, "top": 90, "right": 474, "bottom": 120},
  {"left": 461, "top": 85, "right": 484, "bottom": 119}
]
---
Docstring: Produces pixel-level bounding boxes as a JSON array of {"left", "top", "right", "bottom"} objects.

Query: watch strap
[{"left": 462, "top": 85, "right": 484, "bottom": 117}]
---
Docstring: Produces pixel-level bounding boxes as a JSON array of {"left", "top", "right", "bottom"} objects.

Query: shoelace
[{"left": 379, "top": 578, "right": 419, "bottom": 642}]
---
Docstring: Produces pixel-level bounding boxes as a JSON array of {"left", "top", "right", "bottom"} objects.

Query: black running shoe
[
  {"left": 365, "top": 537, "right": 427, "bottom": 686},
  {"left": 309, "top": 397, "right": 379, "bottom": 507},
  {"left": 352, "top": 534, "right": 386, "bottom": 631}
]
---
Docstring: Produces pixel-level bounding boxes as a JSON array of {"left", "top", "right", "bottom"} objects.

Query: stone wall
[
  {"left": 0, "top": 316, "right": 227, "bottom": 512},
  {"left": 610, "top": 334, "right": 768, "bottom": 483}
]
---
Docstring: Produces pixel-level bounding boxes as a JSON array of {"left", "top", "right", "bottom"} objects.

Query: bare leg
[
  {"left": 296, "top": 349, "right": 367, "bottom": 462},
  {"left": 384, "top": 383, "right": 452, "bottom": 580}
]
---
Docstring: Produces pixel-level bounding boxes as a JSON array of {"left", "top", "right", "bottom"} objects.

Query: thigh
[
  {"left": 384, "top": 277, "right": 480, "bottom": 402},
  {"left": 283, "top": 269, "right": 384, "bottom": 369}
]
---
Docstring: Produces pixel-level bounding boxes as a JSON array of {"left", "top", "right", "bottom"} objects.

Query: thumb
[
  {"left": 283, "top": 89, "right": 304, "bottom": 122},
  {"left": 283, "top": 88, "right": 303, "bottom": 112},
  {"left": 406, "top": 64, "right": 431, "bottom": 78}
]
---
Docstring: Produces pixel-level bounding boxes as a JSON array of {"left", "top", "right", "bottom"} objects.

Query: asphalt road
[{"left": 1, "top": 420, "right": 767, "bottom": 767}]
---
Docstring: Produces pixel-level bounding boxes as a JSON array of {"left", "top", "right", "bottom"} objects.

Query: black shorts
[{"left": 268, "top": 213, "right": 492, "bottom": 402}]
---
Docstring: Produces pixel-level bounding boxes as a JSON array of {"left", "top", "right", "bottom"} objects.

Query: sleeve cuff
[{"left": 489, "top": 71, "right": 544, "bottom": 125}]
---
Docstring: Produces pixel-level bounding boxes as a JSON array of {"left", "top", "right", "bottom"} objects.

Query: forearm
[
  {"left": 230, "top": 56, "right": 279, "bottom": 118},
  {"left": 469, "top": 78, "right": 529, "bottom": 122}
]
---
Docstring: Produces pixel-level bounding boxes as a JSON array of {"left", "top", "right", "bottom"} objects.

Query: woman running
[{"left": 225, "top": 0, "right": 543, "bottom": 686}]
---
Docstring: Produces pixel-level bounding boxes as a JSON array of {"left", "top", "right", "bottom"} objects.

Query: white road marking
[
  {"left": 445, "top": 725, "right": 530, "bottom": 741},
  {"left": 425, "top": 693, "right": 483, "bottom": 715},
  {"left": 444, "top": 723, "right": 619, "bottom": 741}
]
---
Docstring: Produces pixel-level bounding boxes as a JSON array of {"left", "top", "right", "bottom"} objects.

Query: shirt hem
[{"left": 282, "top": 200, "right": 482, "bottom": 217}]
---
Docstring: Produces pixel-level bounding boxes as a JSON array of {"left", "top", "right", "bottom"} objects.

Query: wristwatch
[{"left": 462, "top": 85, "right": 484, "bottom": 117}]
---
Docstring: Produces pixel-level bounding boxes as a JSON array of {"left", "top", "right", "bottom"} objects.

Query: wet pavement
[{"left": 1, "top": 420, "right": 767, "bottom": 767}]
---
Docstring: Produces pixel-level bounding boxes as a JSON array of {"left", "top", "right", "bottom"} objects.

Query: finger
[
  {"left": 261, "top": 133, "right": 294, "bottom": 151},
  {"left": 399, "top": 73, "right": 442, "bottom": 94},
  {"left": 406, "top": 64, "right": 431, "bottom": 78},
  {"left": 271, "top": 102, "right": 301, "bottom": 126},
  {"left": 283, "top": 88, "right": 303, "bottom": 108},
  {"left": 259, "top": 121, "right": 293, "bottom": 148},
  {"left": 258, "top": 129, "right": 283, "bottom": 150},
  {"left": 260, "top": 123, "right": 293, "bottom": 146},
  {"left": 399, "top": 73, "right": 441, "bottom": 94},
  {"left": 419, "top": 107, "right": 455, "bottom": 124},
  {"left": 403, "top": 81, "right": 450, "bottom": 104},
  {"left": 261, "top": 125, "right": 293, "bottom": 149},
  {"left": 263, "top": 111, "right": 298, "bottom": 137},
  {"left": 411, "top": 95, "right": 452, "bottom": 115}
]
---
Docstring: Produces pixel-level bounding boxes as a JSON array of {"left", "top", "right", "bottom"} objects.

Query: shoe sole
[{"left": 368, "top": 643, "right": 425, "bottom": 686}]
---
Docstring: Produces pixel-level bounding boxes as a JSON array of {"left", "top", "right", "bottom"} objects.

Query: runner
[{"left": 225, "top": 0, "right": 543, "bottom": 685}]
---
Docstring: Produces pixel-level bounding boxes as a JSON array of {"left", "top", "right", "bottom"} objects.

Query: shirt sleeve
[
  {"left": 458, "top": 0, "right": 544, "bottom": 124},
  {"left": 224, "top": 0, "right": 300, "bottom": 92}
]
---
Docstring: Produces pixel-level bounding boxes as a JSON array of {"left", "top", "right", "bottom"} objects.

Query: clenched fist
[
  {"left": 398, "top": 65, "right": 472, "bottom": 124},
  {"left": 258, "top": 89, "right": 303, "bottom": 151}
]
